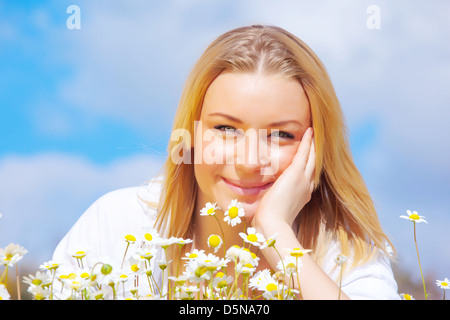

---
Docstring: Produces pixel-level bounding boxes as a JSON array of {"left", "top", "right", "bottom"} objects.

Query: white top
[{"left": 52, "top": 177, "right": 400, "bottom": 300}]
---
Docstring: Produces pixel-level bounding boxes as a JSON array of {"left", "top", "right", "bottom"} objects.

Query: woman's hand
[{"left": 253, "top": 127, "right": 316, "bottom": 229}]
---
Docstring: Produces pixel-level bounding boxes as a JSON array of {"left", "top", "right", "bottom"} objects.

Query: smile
[{"left": 222, "top": 177, "right": 273, "bottom": 196}]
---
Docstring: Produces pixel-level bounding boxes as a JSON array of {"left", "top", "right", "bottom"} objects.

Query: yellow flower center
[
  {"left": 409, "top": 214, "right": 420, "bottom": 220},
  {"left": 131, "top": 264, "right": 139, "bottom": 272},
  {"left": 247, "top": 234, "right": 258, "bottom": 242},
  {"left": 208, "top": 235, "right": 221, "bottom": 247},
  {"left": 195, "top": 266, "right": 208, "bottom": 278},
  {"left": 404, "top": 294, "right": 412, "bottom": 300},
  {"left": 442, "top": 282, "right": 449, "bottom": 287},
  {"left": 286, "top": 262, "right": 296, "bottom": 270},
  {"left": 32, "top": 279, "right": 42, "bottom": 285},
  {"left": 144, "top": 233, "right": 153, "bottom": 241},
  {"left": 266, "top": 283, "right": 278, "bottom": 292},
  {"left": 228, "top": 207, "right": 239, "bottom": 218},
  {"left": 207, "top": 207, "right": 215, "bottom": 215},
  {"left": 80, "top": 272, "right": 90, "bottom": 279},
  {"left": 217, "top": 280, "right": 228, "bottom": 288},
  {"left": 290, "top": 248, "right": 304, "bottom": 257},
  {"left": 188, "top": 253, "right": 198, "bottom": 259},
  {"left": 75, "top": 251, "right": 85, "bottom": 256},
  {"left": 125, "top": 234, "right": 136, "bottom": 242}
]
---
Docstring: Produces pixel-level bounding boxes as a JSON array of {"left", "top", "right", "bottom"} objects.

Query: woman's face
[{"left": 194, "top": 72, "right": 311, "bottom": 221}]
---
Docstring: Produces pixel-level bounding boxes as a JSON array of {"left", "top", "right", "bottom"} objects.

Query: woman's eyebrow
[{"left": 207, "top": 112, "right": 303, "bottom": 128}]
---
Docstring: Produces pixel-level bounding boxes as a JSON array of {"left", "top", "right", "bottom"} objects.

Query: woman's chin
[{"left": 239, "top": 200, "right": 261, "bottom": 223}]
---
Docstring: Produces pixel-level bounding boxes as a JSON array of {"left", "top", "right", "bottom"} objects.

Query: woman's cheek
[{"left": 270, "top": 143, "right": 299, "bottom": 178}]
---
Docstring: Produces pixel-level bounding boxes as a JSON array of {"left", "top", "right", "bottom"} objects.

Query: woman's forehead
[{"left": 201, "top": 72, "right": 310, "bottom": 127}]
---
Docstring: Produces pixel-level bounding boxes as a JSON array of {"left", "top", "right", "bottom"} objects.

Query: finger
[
  {"left": 291, "top": 127, "right": 313, "bottom": 169},
  {"left": 305, "top": 135, "right": 316, "bottom": 179}
]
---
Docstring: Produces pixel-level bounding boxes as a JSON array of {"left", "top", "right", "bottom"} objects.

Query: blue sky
[{"left": 1, "top": 0, "right": 450, "bottom": 287}]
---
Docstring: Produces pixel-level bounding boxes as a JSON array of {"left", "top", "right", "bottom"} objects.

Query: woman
[{"left": 52, "top": 25, "right": 399, "bottom": 300}]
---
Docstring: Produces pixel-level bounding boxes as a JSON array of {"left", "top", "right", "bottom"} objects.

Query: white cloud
[{"left": 0, "top": 152, "right": 165, "bottom": 264}]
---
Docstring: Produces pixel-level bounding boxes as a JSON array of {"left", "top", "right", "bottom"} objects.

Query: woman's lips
[{"left": 222, "top": 177, "right": 274, "bottom": 196}]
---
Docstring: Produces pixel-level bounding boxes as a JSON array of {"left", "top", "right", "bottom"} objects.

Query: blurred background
[{"left": 1, "top": 0, "right": 449, "bottom": 300}]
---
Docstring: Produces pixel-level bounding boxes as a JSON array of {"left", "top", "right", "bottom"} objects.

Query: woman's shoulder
[
  {"left": 321, "top": 240, "right": 400, "bottom": 300},
  {"left": 91, "top": 175, "right": 164, "bottom": 221},
  {"left": 52, "top": 176, "right": 164, "bottom": 264}
]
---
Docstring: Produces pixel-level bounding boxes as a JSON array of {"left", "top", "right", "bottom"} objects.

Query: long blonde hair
[{"left": 155, "top": 25, "right": 394, "bottom": 268}]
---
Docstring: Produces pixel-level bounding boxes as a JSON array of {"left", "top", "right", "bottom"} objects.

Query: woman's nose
[{"left": 234, "top": 129, "right": 270, "bottom": 173}]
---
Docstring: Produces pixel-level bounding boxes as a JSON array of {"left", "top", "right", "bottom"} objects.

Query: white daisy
[
  {"left": 200, "top": 202, "right": 221, "bottom": 216},
  {"left": 400, "top": 210, "right": 428, "bottom": 223},
  {"left": 0, "top": 284, "right": 11, "bottom": 300},
  {"left": 207, "top": 234, "right": 223, "bottom": 253},
  {"left": 260, "top": 233, "right": 278, "bottom": 249},
  {"left": 239, "top": 227, "right": 265, "bottom": 247},
  {"left": 436, "top": 278, "right": 450, "bottom": 290},
  {"left": 223, "top": 199, "right": 245, "bottom": 227},
  {"left": 140, "top": 226, "right": 160, "bottom": 244},
  {"left": 23, "top": 271, "right": 53, "bottom": 288},
  {"left": 182, "top": 249, "right": 206, "bottom": 260},
  {"left": 0, "top": 243, "right": 27, "bottom": 267},
  {"left": 277, "top": 255, "right": 301, "bottom": 276}
]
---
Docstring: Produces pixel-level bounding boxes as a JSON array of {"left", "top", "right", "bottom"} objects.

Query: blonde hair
[{"left": 155, "top": 25, "right": 394, "bottom": 269}]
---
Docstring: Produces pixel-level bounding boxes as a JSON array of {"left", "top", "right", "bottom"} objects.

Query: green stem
[
  {"left": 295, "top": 256, "right": 303, "bottom": 300},
  {"left": 338, "top": 265, "right": 343, "bottom": 300},
  {"left": 273, "top": 246, "right": 287, "bottom": 299},
  {"left": 213, "top": 215, "right": 226, "bottom": 257},
  {"left": 15, "top": 264, "right": 21, "bottom": 300},
  {"left": 121, "top": 242, "right": 130, "bottom": 270},
  {"left": 414, "top": 222, "right": 428, "bottom": 300}
]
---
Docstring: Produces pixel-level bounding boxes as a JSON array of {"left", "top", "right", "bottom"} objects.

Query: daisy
[
  {"left": 334, "top": 254, "right": 348, "bottom": 265},
  {"left": 156, "top": 237, "right": 179, "bottom": 249},
  {"left": 288, "top": 248, "right": 312, "bottom": 258},
  {"left": 0, "top": 243, "right": 27, "bottom": 266},
  {"left": 436, "top": 278, "right": 450, "bottom": 289},
  {"left": 124, "top": 234, "right": 137, "bottom": 244},
  {"left": 207, "top": 234, "right": 223, "bottom": 253},
  {"left": 39, "top": 260, "right": 61, "bottom": 272},
  {"left": 213, "top": 272, "right": 233, "bottom": 290},
  {"left": 177, "top": 285, "right": 200, "bottom": 300},
  {"left": 140, "top": 226, "right": 160, "bottom": 244},
  {"left": 198, "top": 253, "right": 229, "bottom": 272},
  {"left": 239, "top": 227, "right": 265, "bottom": 247},
  {"left": 23, "top": 271, "right": 53, "bottom": 288},
  {"left": 260, "top": 233, "right": 278, "bottom": 249},
  {"left": 249, "top": 269, "right": 273, "bottom": 291},
  {"left": 172, "top": 237, "right": 193, "bottom": 248},
  {"left": 225, "top": 245, "right": 242, "bottom": 260},
  {"left": 400, "top": 210, "right": 428, "bottom": 223},
  {"left": 239, "top": 248, "right": 260, "bottom": 266},
  {"left": 70, "top": 248, "right": 88, "bottom": 260},
  {"left": 223, "top": 199, "right": 245, "bottom": 227},
  {"left": 0, "top": 284, "right": 11, "bottom": 300},
  {"left": 400, "top": 293, "right": 415, "bottom": 300},
  {"left": 135, "top": 246, "right": 157, "bottom": 262},
  {"left": 200, "top": 202, "right": 221, "bottom": 216},
  {"left": 182, "top": 249, "right": 206, "bottom": 260},
  {"left": 436, "top": 278, "right": 449, "bottom": 300},
  {"left": 27, "top": 284, "right": 51, "bottom": 300},
  {"left": 236, "top": 262, "right": 256, "bottom": 276},
  {"left": 183, "top": 259, "right": 211, "bottom": 283},
  {"left": 277, "top": 255, "right": 301, "bottom": 276}
]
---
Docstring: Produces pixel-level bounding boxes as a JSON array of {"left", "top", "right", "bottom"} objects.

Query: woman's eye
[
  {"left": 270, "top": 130, "right": 294, "bottom": 139},
  {"left": 214, "top": 125, "right": 238, "bottom": 133}
]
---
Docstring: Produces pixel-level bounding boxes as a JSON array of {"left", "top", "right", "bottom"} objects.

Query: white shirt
[{"left": 52, "top": 177, "right": 400, "bottom": 300}]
